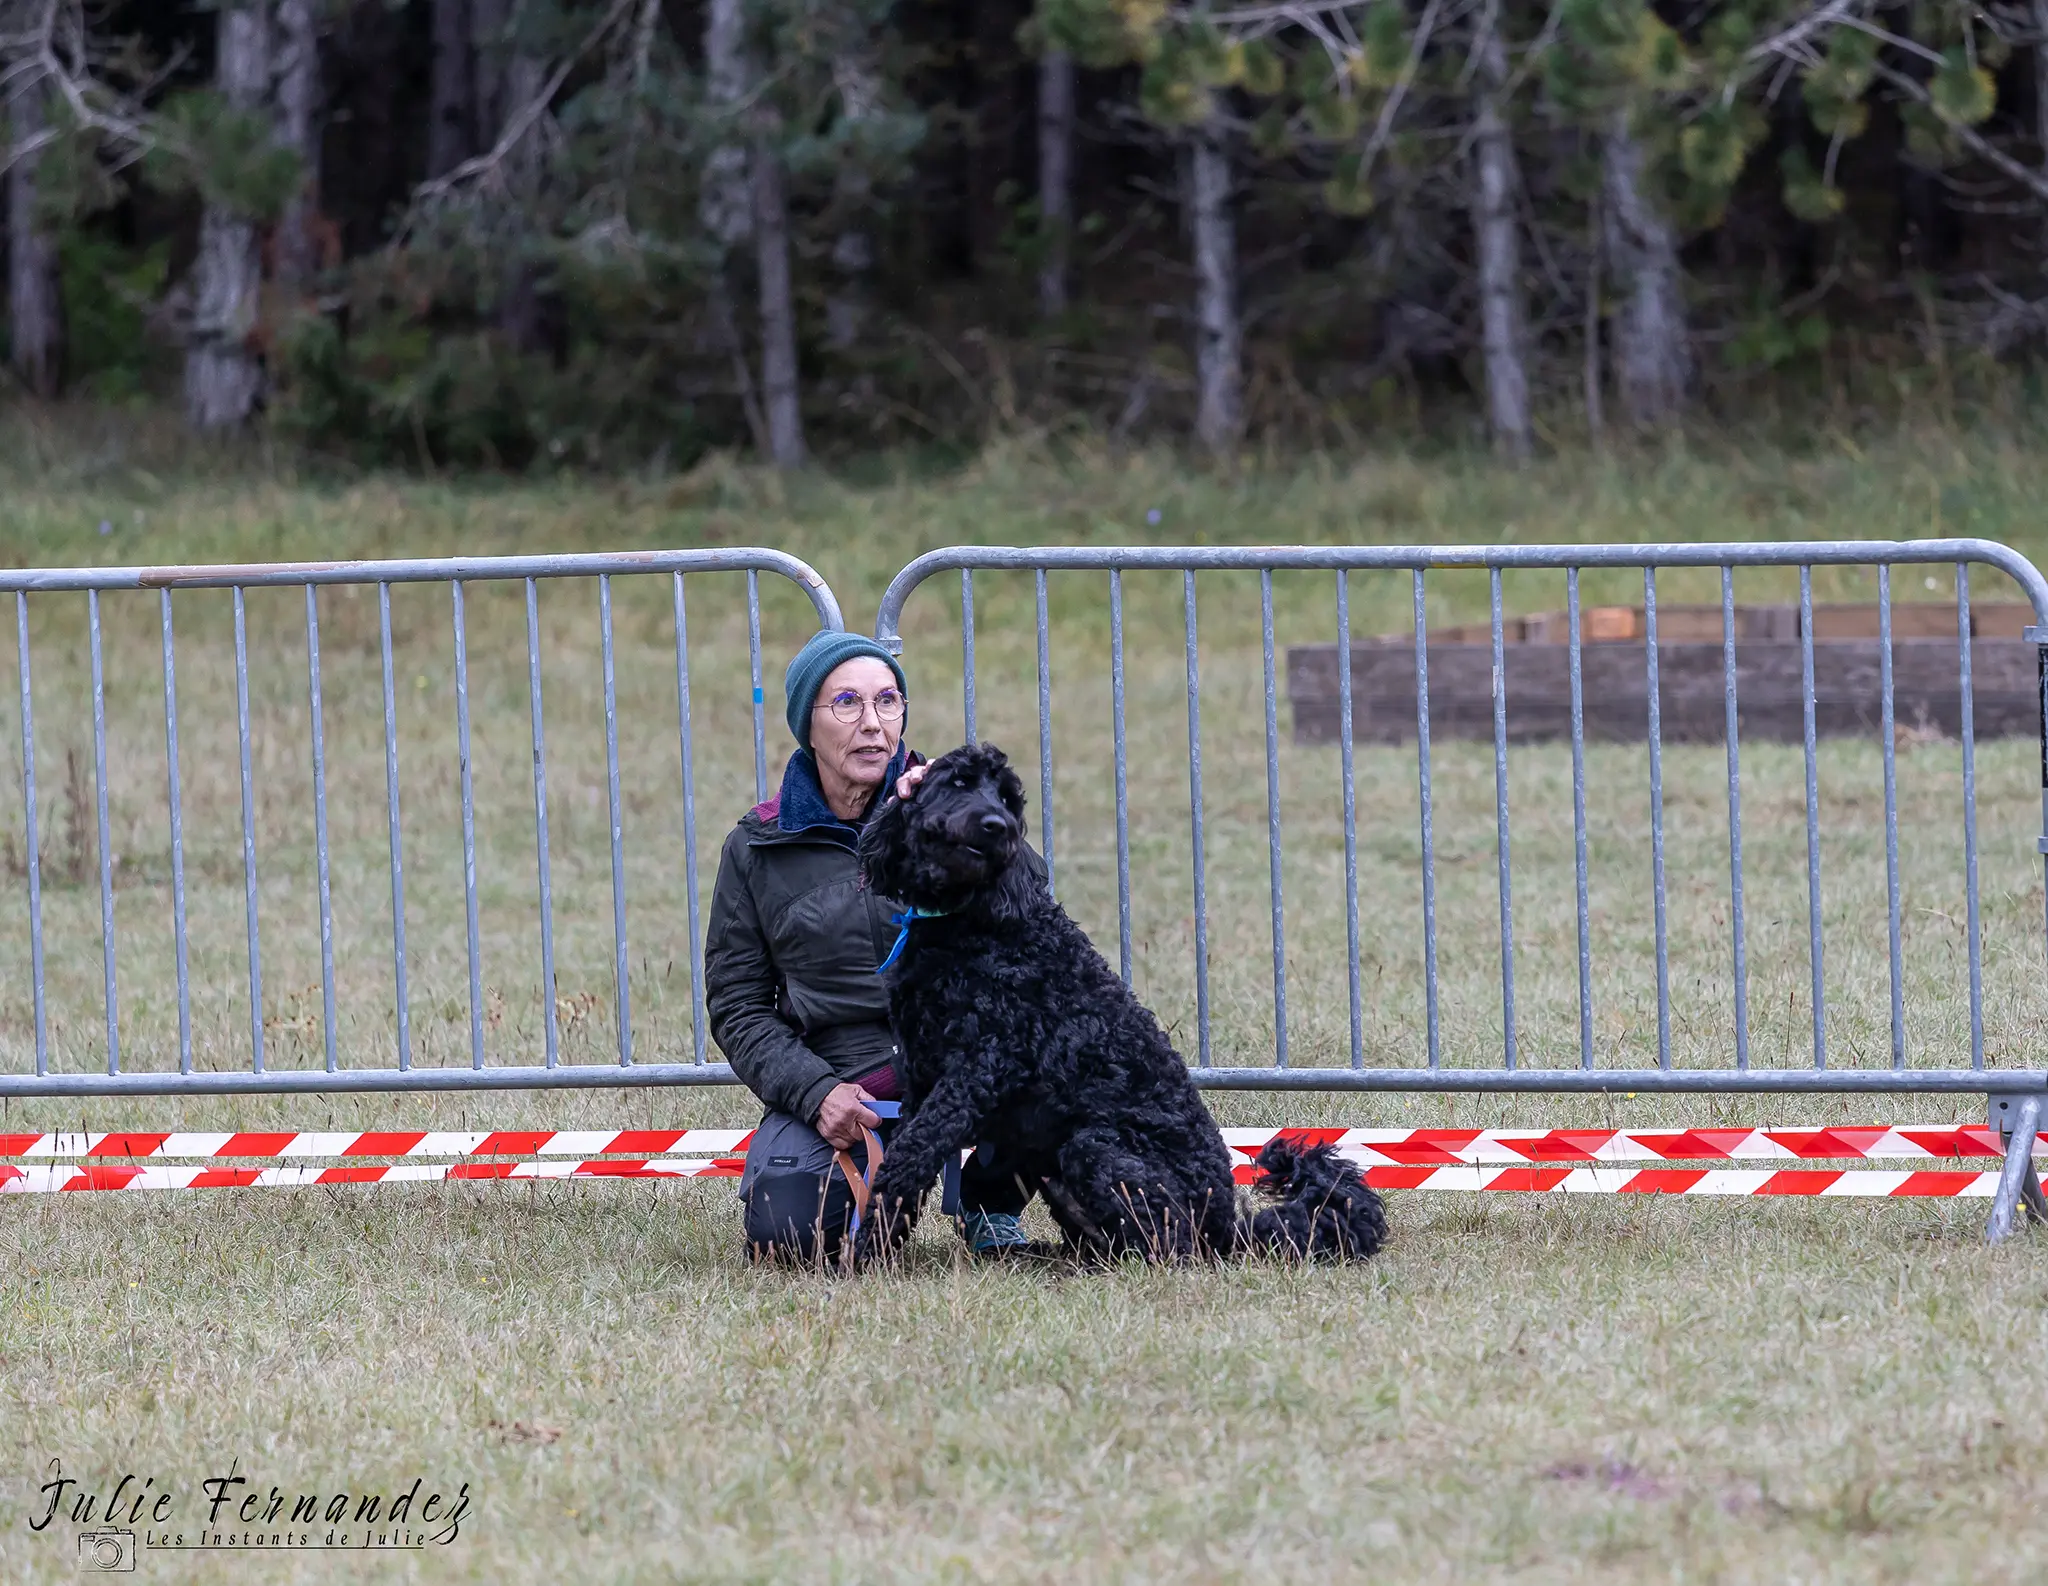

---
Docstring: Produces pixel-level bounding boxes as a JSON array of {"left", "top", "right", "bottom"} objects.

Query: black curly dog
[{"left": 853, "top": 742, "right": 1386, "bottom": 1265}]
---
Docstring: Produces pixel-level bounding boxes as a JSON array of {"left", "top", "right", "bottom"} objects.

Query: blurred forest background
[{"left": 1, "top": 0, "right": 2045, "bottom": 472}]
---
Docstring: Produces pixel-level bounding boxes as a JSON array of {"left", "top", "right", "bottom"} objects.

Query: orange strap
[{"left": 832, "top": 1125, "right": 886, "bottom": 1231}]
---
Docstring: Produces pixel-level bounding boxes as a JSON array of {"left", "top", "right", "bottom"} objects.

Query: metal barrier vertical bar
[
  {"left": 305, "top": 587, "right": 337, "bottom": 1072},
  {"left": 1035, "top": 569, "right": 1055, "bottom": 900},
  {"left": 1645, "top": 569, "right": 1671, "bottom": 1071},
  {"left": 1958, "top": 562, "right": 1983, "bottom": 1071},
  {"left": 2037, "top": 602, "right": 2048, "bottom": 984},
  {"left": 600, "top": 576, "right": 632, "bottom": 1067},
  {"left": 379, "top": 583, "right": 411, "bottom": 1071},
  {"left": 1799, "top": 568, "right": 1825, "bottom": 1070},
  {"left": 233, "top": 588, "right": 265, "bottom": 1074},
  {"left": 527, "top": 578, "right": 560, "bottom": 1068},
  {"left": 1489, "top": 569, "right": 1515, "bottom": 1071},
  {"left": 1337, "top": 570, "right": 1363, "bottom": 1070},
  {"left": 1568, "top": 569, "right": 1592, "bottom": 1070},
  {"left": 1880, "top": 566, "right": 1905, "bottom": 1069},
  {"left": 961, "top": 569, "right": 978, "bottom": 743},
  {"left": 1183, "top": 571, "right": 1211, "bottom": 1067},
  {"left": 1110, "top": 569, "right": 1132, "bottom": 984},
  {"left": 305, "top": 590, "right": 337, "bottom": 1073},
  {"left": 673, "top": 573, "right": 707, "bottom": 1066},
  {"left": 747, "top": 570, "right": 766, "bottom": 804},
  {"left": 16, "top": 596, "right": 45, "bottom": 1075},
  {"left": 452, "top": 582, "right": 484, "bottom": 1069},
  {"left": 160, "top": 591, "right": 192, "bottom": 1075},
  {"left": 1988, "top": 1092, "right": 2044, "bottom": 1245},
  {"left": 88, "top": 591, "right": 118, "bottom": 1075},
  {"left": 1414, "top": 571, "right": 1440, "bottom": 1070},
  {"left": 1722, "top": 567, "right": 1749, "bottom": 1073},
  {"left": 1261, "top": 569, "right": 1290, "bottom": 1068}
]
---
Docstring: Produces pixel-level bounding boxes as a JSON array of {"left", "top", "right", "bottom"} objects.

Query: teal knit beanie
[{"left": 784, "top": 630, "right": 909, "bottom": 748}]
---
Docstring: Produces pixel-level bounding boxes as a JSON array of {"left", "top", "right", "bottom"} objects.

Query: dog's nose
[{"left": 977, "top": 813, "right": 1009, "bottom": 841}]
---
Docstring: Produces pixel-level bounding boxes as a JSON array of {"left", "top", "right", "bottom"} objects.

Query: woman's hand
[
  {"left": 816, "top": 1082, "right": 881, "bottom": 1150},
  {"left": 894, "top": 762, "right": 929, "bottom": 801}
]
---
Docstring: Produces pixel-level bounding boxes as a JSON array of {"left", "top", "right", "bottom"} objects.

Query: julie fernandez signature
[{"left": 29, "top": 1459, "right": 471, "bottom": 1557}]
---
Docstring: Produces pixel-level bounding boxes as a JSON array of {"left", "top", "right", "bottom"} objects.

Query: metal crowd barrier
[
  {"left": 0, "top": 549, "right": 839, "bottom": 1097},
  {"left": 8, "top": 537, "right": 2048, "bottom": 1242},
  {"left": 873, "top": 540, "right": 2048, "bottom": 1242}
]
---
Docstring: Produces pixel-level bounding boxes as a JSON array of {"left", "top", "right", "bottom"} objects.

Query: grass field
[{"left": 4, "top": 424, "right": 2048, "bottom": 1582}]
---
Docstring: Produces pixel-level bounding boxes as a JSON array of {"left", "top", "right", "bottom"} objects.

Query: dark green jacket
[{"left": 704, "top": 749, "right": 910, "bottom": 1123}]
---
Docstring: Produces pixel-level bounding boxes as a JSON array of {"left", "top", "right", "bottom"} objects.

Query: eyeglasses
[{"left": 815, "top": 687, "right": 907, "bottom": 725}]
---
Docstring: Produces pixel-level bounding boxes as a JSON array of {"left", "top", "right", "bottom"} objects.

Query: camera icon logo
[{"left": 77, "top": 1530, "right": 135, "bottom": 1572}]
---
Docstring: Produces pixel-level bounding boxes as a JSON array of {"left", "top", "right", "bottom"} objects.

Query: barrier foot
[{"left": 1987, "top": 1094, "right": 2045, "bottom": 1245}]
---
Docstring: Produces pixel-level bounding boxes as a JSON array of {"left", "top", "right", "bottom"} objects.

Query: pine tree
[
  {"left": 752, "top": 114, "right": 804, "bottom": 467},
  {"left": 1038, "top": 48, "right": 1076, "bottom": 316},
  {"left": 1602, "top": 111, "right": 1689, "bottom": 426},
  {"left": 186, "top": 1, "right": 273, "bottom": 429},
  {"left": 1470, "top": 9, "right": 1531, "bottom": 456},
  {"left": 7, "top": 51, "right": 62, "bottom": 397},
  {"left": 1190, "top": 112, "right": 1240, "bottom": 451},
  {"left": 430, "top": 0, "right": 474, "bottom": 178},
  {"left": 272, "top": 0, "right": 322, "bottom": 291}
]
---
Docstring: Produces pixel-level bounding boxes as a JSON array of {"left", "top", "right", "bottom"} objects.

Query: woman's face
[{"left": 810, "top": 656, "right": 905, "bottom": 791}]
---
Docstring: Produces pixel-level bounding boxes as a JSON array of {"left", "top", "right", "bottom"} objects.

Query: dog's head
[{"left": 860, "top": 742, "right": 1029, "bottom": 914}]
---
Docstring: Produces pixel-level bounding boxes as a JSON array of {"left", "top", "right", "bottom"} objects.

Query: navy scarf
[{"left": 775, "top": 745, "right": 909, "bottom": 840}]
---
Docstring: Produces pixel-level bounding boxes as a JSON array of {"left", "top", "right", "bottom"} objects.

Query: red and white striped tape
[
  {"left": 0, "top": 1129, "right": 755, "bottom": 1160},
  {"left": 1339, "top": 1166, "right": 2000, "bottom": 1197},
  {"left": 1218, "top": 1125, "right": 2018, "bottom": 1166},
  {"left": 0, "top": 1124, "right": 2014, "bottom": 1165},
  {"left": 0, "top": 1157, "right": 2003, "bottom": 1198},
  {"left": 0, "top": 1122, "right": 2023, "bottom": 1198},
  {"left": 0, "top": 1157, "right": 743, "bottom": 1193}
]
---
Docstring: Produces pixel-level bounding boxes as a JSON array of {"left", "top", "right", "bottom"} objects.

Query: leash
[
  {"left": 832, "top": 1100, "right": 901, "bottom": 1239},
  {"left": 876, "top": 908, "right": 946, "bottom": 974}
]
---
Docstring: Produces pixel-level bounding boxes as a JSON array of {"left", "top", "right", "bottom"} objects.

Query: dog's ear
[
  {"left": 984, "top": 852, "right": 1043, "bottom": 925},
  {"left": 858, "top": 789, "right": 914, "bottom": 898}
]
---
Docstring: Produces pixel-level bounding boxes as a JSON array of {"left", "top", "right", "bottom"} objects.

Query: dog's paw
[
  {"left": 851, "top": 1199, "right": 913, "bottom": 1270},
  {"left": 848, "top": 1224, "right": 887, "bottom": 1271}
]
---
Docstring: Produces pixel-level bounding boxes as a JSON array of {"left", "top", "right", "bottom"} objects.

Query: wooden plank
[
  {"left": 1420, "top": 602, "right": 2028, "bottom": 646},
  {"left": 1807, "top": 602, "right": 2032, "bottom": 640},
  {"left": 1289, "top": 638, "right": 2042, "bottom": 745}
]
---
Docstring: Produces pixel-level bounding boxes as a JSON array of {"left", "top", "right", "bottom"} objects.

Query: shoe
[{"left": 959, "top": 1210, "right": 1030, "bottom": 1255}]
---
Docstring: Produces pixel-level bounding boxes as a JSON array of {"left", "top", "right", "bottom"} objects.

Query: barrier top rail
[
  {"left": 875, "top": 536, "right": 2048, "bottom": 1102},
  {"left": 876, "top": 539, "right": 2048, "bottom": 645},
  {"left": 0, "top": 547, "right": 844, "bottom": 623}
]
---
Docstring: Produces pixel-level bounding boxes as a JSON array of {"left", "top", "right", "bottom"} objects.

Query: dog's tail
[{"left": 1238, "top": 1139, "right": 1386, "bottom": 1260}]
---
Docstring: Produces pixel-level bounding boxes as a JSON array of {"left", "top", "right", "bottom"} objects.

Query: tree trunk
[
  {"left": 429, "top": 0, "right": 473, "bottom": 178},
  {"left": 472, "top": 0, "right": 509, "bottom": 143},
  {"left": 1470, "top": 23, "right": 1530, "bottom": 458},
  {"left": 699, "top": 0, "right": 753, "bottom": 253},
  {"left": 1602, "top": 111, "right": 1690, "bottom": 427},
  {"left": 753, "top": 131, "right": 805, "bottom": 467},
  {"left": 1584, "top": 196, "right": 1604, "bottom": 441},
  {"left": 2035, "top": 0, "right": 2048, "bottom": 266},
  {"left": 1037, "top": 49, "right": 1074, "bottom": 317},
  {"left": 273, "top": 0, "right": 322, "bottom": 291},
  {"left": 497, "top": 50, "right": 550, "bottom": 354},
  {"left": 7, "top": 65, "right": 62, "bottom": 397},
  {"left": 1190, "top": 119, "right": 1240, "bottom": 454},
  {"left": 826, "top": 51, "right": 880, "bottom": 352},
  {"left": 185, "top": 1, "right": 269, "bottom": 430}
]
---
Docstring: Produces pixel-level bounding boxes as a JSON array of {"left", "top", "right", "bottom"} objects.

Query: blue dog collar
[{"left": 877, "top": 907, "right": 946, "bottom": 974}]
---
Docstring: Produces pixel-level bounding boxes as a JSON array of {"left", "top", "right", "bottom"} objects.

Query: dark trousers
[{"left": 740, "top": 1109, "right": 1032, "bottom": 1261}]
